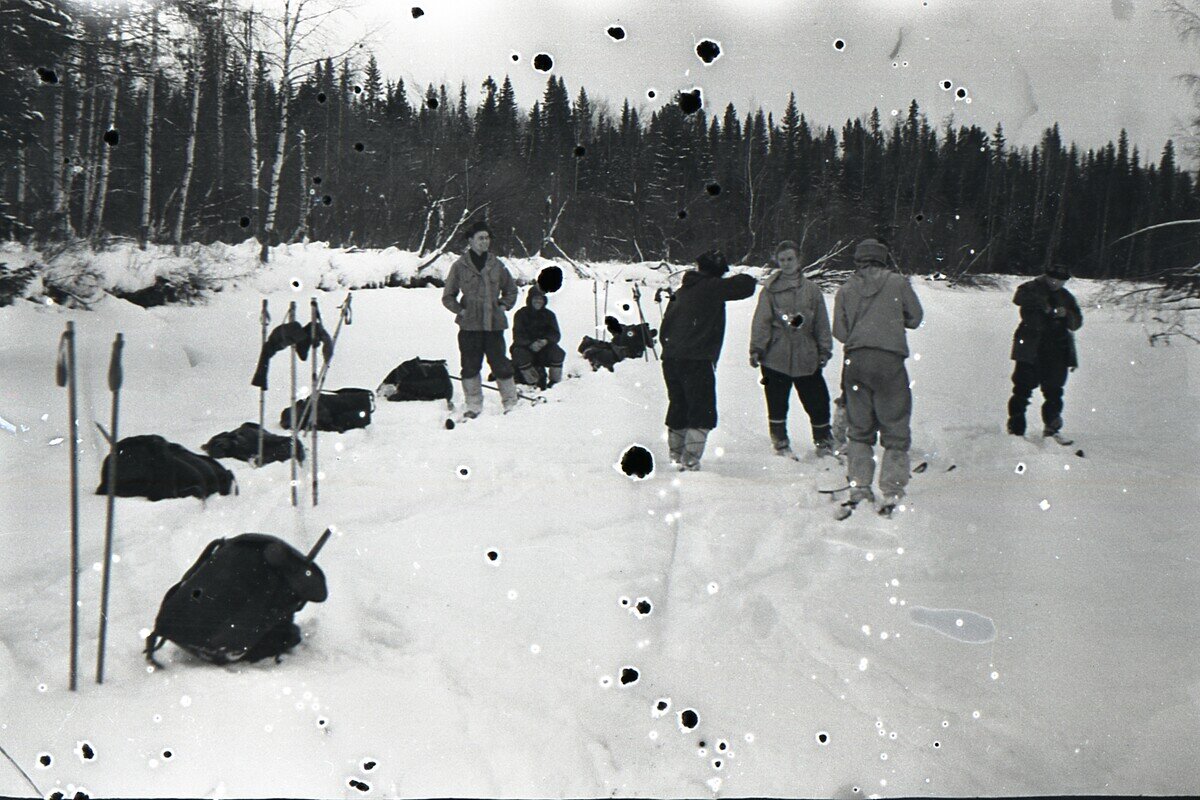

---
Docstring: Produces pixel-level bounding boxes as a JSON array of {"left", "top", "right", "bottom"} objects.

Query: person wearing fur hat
[
  {"left": 511, "top": 286, "right": 565, "bottom": 389},
  {"left": 1006, "top": 263, "right": 1083, "bottom": 440},
  {"left": 441, "top": 220, "right": 520, "bottom": 416},
  {"left": 832, "top": 238, "right": 924, "bottom": 514},
  {"left": 749, "top": 240, "right": 835, "bottom": 459},
  {"left": 659, "top": 249, "right": 758, "bottom": 470}
]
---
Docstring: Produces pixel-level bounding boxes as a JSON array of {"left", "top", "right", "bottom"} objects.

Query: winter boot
[
  {"left": 812, "top": 422, "right": 835, "bottom": 458},
  {"left": 462, "top": 374, "right": 484, "bottom": 418},
  {"left": 497, "top": 376, "right": 519, "bottom": 413},
  {"left": 519, "top": 365, "right": 541, "bottom": 386},
  {"left": 679, "top": 428, "right": 709, "bottom": 471},
  {"left": 547, "top": 365, "right": 563, "bottom": 387},
  {"left": 768, "top": 420, "right": 794, "bottom": 457},
  {"left": 831, "top": 397, "right": 849, "bottom": 453},
  {"left": 668, "top": 428, "right": 686, "bottom": 464},
  {"left": 877, "top": 493, "right": 904, "bottom": 518},
  {"left": 1006, "top": 418, "right": 1026, "bottom": 436}
]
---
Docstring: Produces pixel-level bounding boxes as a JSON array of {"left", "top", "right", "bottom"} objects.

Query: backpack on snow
[
  {"left": 376, "top": 358, "right": 453, "bottom": 402},
  {"left": 144, "top": 532, "right": 329, "bottom": 666},
  {"left": 280, "top": 387, "right": 374, "bottom": 432},
  {"left": 605, "top": 315, "right": 657, "bottom": 359},
  {"left": 95, "top": 434, "right": 236, "bottom": 501},
  {"left": 202, "top": 422, "right": 304, "bottom": 465}
]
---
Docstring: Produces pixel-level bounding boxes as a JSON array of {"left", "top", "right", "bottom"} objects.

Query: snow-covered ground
[{"left": 1, "top": 246, "right": 1198, "bottom": 798}]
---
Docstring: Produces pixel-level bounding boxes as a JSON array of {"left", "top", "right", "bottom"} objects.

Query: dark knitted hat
[
  {"left": 1045, "top": 263, "right": 1071, "bottom": 281},
  {"left": 854, "top": 238, "right": 889, "bottom": 265},
  {"left": 696, "top": 249, "right": 729, "bottom": 276},
  {"left": 466, "top": 220, "right": 492, "bottom": 238}
]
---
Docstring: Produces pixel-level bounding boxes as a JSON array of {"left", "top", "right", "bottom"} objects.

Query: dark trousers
[
  {"left": 511, "top": 342, "right": 566, "bottom": 369},
  {"left": 761, "top": 366, "right": 832, "bottom": 441},
  {"left": 1007, "top": 358, "right": 1068, "bottom": 433},
  {"left": 458, "top": 330, "right": 513, "bottom": 380},
  {"left": 662, "top": 358, "right": 717, "bottom": 430}
]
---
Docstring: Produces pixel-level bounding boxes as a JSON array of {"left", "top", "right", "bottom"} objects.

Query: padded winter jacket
[
  {"left": 441, "top": 251, "right": 519, "bottom": 331},
  {"left": 749, "top": 271, "right": 833, "bottom": 377},
  {"left": 660, "top": 270, "right": 757, "bottom": 362},
  {"left": 832, "top": 266, "right": 923, "bottom": 357},
  {"left": 1010, "top": 278, "right": 1082, "bottom": 367},
  {"left": 512, "top": 290, "right": 562, "bottom": 348}
]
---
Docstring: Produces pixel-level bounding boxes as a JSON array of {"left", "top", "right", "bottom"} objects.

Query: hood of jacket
[
  {"left": 525, "top": 286, "right": 548, "bottom": 308},
  {"left": 854, "top": 264, "right": 893, "bottom": 298}
]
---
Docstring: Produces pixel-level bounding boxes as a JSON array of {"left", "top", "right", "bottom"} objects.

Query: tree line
[{"left": 3, "top": 0, "right": 1199, "bottom": 281}]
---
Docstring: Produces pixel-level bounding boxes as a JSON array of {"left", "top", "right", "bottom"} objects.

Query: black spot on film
[
  {"left": 956, "top": 87, "right": 967, "bottom": 98},
  {"left": 573, "top": 145, "right": 586, "bottom": 158},
  {"left": 789, "top": 313, "right": 805, "bottom": 328},
  {"left": 348, "top": 779, "right": 370, "bottom": 792},
  {"left": 706, "top": 182, "right": 721, "bottom": 196},
  {"left": 620, "top": 597, "right": 630, "bottom": 606},
  {"left": 816, "top": 731, "right": 829, "bottom": 744},
  {"left": 537, "top": 266, "right": 564, "bottom": 293},
  {"left": 635, "top": 599, "right": 652, "bottom": 615},
  {"left": 313, "top": 176, "right": 322, "bottom": 185},
  {"left": 698, "top": 740, "right": 707, "bottom": 748},
  {"left": 49, "top": 793, "right": 64, "bottom": 800},
  {"left": 620, "top": 445, "right": 654, "bottom": 479},
  {"left": 80, "top": 742, "right": 94, "bottom": 760},
  {"left": 411, "top": 6, "right": 424, "bottom": 18},
  {"left": 459, "top": 466, "right": 469, "bottom": 477},
  {"left": 103, "top": 129, "right": 119, "bottom": 146},
  {"left": 291, "top": 279, "right": 301, "bottom": 289},
  {"left": 511, "top": 53, "right": 520, "bottom": 62},
  {"left": 941, "top": 80, "right": 952, "bottom": 91},
  {"left": 317, "top": 718, "right": 328, "bottom": 727},
  {"left": 677, "top": 89, "right": 702, "bottom": 115},
  {"left": 239, "top": 216, "right": 250, "bottom": 228},
  {"left": 933, "top": 740, "right": 941, "bottom": 748},
  {"left": 73, "top": 791, "right": 89, "bottom": 800},
  {"left": 427, "top": 96, "right": 439, "bottom": 109},
  {"left": 362, "top": 759, "right": 377, "bottom": 770},
  {"left": 37, "top": 67, "right": 59, "bottom": 83},
  {"left": 647, "top": 89, "right": 657, "bottom": 100},
  {"left": 354, "top": 142, "right": 364, "bottom": 152},
  {"left": 322, "top": 195, "right": 333, "bottom": 205},
  {"left": 38, "top": 754, "right": 51, "bottom": 767},
  {"left": 353, "top": 85, "right": 362, "bottom": 95},
  {"left": 915, "top": 213, "right": 924, "bottom": 222},
  {"left": 620, "top": 667, "right": 639, "bottom": 685},
  {"left": 533, "top": 53, "right": 554, "bottom": 72},
  {"left": 162, "top": 750, "right": 173, "bottom": 759},
  {"left": 317, "top": 92, "right": 327, "bottom": 103},
  {"left": 696, "top": 40, "right": 720, "bottom": 63},
  {"left": 834, "top": 39, "right": 846, "bottom": 50},
  {"left": 191, "top": 588, "right": 203, "bottom": 599},
  {"left": 607, "top": 26, "right": 626, "bottom": 41},
  {"left": 680, "top": 709, "right": 699, "bottom": 729},
  {"left": 486, "top": 550, "right": 499, "bottom": 562},
  {"left": 656, "top": 700, "right": 668, "bottom": 711}
]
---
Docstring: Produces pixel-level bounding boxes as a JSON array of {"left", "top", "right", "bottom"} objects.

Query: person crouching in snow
[
  {"left": 511, "top": 286, "right": 565, "bottom": 390},
  {"left": 441, "top": 220, "right": 520, "bottom": 417},
  {"left": 832, "top": 238, "right": 924, "bottom": 513},
  {"left": 659, "top": 249, "right": 757, "bottom": 471},
  {"left": 749, "top": 239, "right": 835, "bottom": 459},
  {"left": 1006, "top": 263, "right": 1083, "bottom": 440}
]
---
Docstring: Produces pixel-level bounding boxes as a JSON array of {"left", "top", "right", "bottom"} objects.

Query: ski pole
[
  {"left": 631, "top": 284, "right": 658, "bottom": 361},
  {"left": 592, "top": 279, "right": 599, "bottom": 335},
  {"left": 307, "top": 527, "right": 333, "bottom": 560},
  {"left": 602, "top": 281, "right": 611, "bottom": 339},
  {"left": 96, "top": 332, "right": 123, "bottom": 685},
  {"left": 447, "top": 374, "right": 546, "bottom": 405},
  {"left": 309, "top": 298, "right": 321, "bottom": 507},
  {"left": 296, "top": 292, "right": 351, "bottom": 430},
  {"left": 257, "top": 299, "right": 269, "bottom": 467},
  {"left": 55, "top": 322, "right": 80, "bottom": 692},
  {"left": 288, "top": 301, "right": 298, "bottom": 507}
]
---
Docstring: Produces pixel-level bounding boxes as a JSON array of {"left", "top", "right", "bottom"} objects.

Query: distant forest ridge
[{"left": 2, "top": 0, "right": 1198, "bottom": 280}]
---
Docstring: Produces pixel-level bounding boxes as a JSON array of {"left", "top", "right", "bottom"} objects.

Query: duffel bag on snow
[
  {"left": 95, "top": 434, "right": 235, "bottom": 501},
  {"left": 144, "top": 532, "right": 328, "bottom": 666},
  {"left": 280, "top": 387, "right": 374, "bottom": 432},
  {"left": 202, "top": 422, "right": 303, "bottom": 465},
  {"left": 578, "top": 336, "right": 624, "bottom": 372},
  {"left": 605, "top": 315, "right": 657, "bottom": 359},
  {"left": 376, "top": 357, "right": 453, "bottom": 402}
]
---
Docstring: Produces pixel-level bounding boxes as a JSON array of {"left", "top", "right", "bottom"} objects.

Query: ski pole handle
[
  {"left": 307, "top": 528, "right": 333, "bottom": 561},
  {"left": 261, "top": 298, "right": 270, "bottom": 327},
  {"left": 107, "top": 333, "right": 124, "bottom": 392},
  {"left": 56, "top": 324, "right": 72, "bottom": 387},
  {"left": 342, "top": 293, "right": 353, "bottom": 325}
]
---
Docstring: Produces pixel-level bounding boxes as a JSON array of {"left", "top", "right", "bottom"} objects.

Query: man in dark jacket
[
  {"left": 441, "top": 220, "right": 520, "bottom": 416},
  {"left": 511, "top": 286, "right": 565, "bottom": 389},
  {"left": 659, "top": 249, "right": 757, "bottom": 470},
  {"left": 1006, "top": 264, "right": 1083, "bottom": 439}
]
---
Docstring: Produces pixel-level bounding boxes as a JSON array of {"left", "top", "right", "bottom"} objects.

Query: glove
[
  {"left": 1050, "top": 306, "right": 1067, "bottom": 318},
  {"left": 749, "top": 353, "right": 761, "bottom": 368},
  {"left": 530, "top": 340, "right": 545, "bottom": 352}
]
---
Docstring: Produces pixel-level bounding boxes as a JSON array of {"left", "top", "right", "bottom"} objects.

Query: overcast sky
[{"left": 331, "top": 0, "right": 1197, "bottom": 158}]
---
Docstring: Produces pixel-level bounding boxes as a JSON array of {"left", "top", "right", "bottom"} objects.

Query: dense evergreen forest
[{"left": 4, "top": 0, "right": 1200, "bottom": 280}]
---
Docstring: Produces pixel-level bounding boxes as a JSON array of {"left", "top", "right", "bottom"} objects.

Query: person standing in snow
[
  {"left": 749, "top": 240, "right": 835, "bottom": 459},
  {"left": 659, "top": 249, "right": 758, "bottom": 471},
  {"left": 441, "top": 220, "right": 520, "bottom": 417},
  {"left": 510, "top": 285, "right": 565, "bottom": 390},
  {"left": 832, "top": 239, "right": 924, "bottom": 512},
  {"left": 1005, "top": 264, "right": 1083, "bottom": 440}
]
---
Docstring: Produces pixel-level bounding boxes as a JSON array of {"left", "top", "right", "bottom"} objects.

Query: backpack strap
[{"left": 144, "top": 631, "right": 167, "bottom": 667}]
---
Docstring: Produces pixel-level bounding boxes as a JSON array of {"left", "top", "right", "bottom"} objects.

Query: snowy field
[{"left": 1, "top": 244, "right": 1198, "bottom": 798}]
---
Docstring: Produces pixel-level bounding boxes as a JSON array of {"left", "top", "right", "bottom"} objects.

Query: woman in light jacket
[{"left": 749, "top": 240, "right": 834, "bottom": 458}]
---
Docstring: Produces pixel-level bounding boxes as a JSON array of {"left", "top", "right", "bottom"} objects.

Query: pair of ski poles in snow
[
  {"left": 56, "top": 321, "right": 124, "bottom": 689},
  {"left": 258, "top": 293, "right": 353, "bottom": 508}
]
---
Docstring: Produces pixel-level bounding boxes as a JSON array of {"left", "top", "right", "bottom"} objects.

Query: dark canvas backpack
[
  {"left": 578, "top": 336, "right": 624, "bottom": 372},
  {"left": 280, "top": 388, "right": 374, "bottom": 432},
  {"left": 202, "top": 422, "right": 303, "bottom": 465},
  {"left": 96, "top": 435, "right": 236, "bottom": 501},
  {"left": 144, "top": 533, "right": 328, "bottom": 666},
  {"left": 605, "top": 315, "right": 657, "bottom": 359},
  {"left": 377, "top": 358, "right": 453, "bottom": 402}
]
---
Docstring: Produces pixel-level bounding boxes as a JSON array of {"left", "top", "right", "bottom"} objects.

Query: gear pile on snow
[
  {"left": 376, "top": 358, "right": 454, "bottom": 402},
  {"left": 202, "top": 422, "right": 303, "bottom": 465},
  {"left": 95, "top": 434, "right": 236, "bottom": 501}
]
